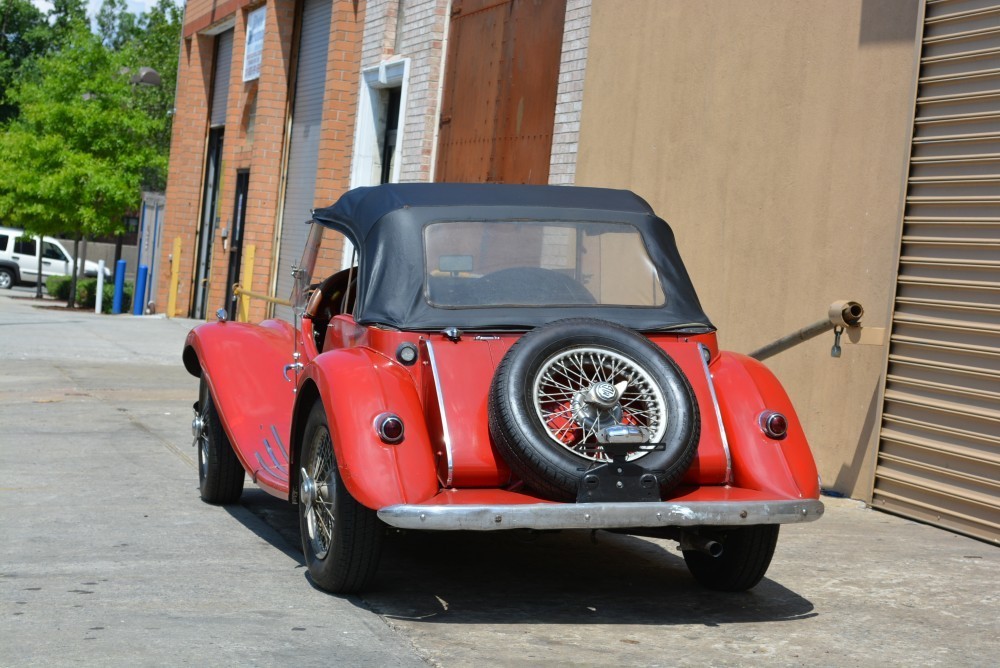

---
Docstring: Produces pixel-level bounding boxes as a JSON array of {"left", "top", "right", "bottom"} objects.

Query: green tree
[
  {"left": 0, "top": 2, "right": 181, "bottom": 306},
  {"left": 0, "top": 0, "right": 53, "bottom": 121},
  {"left": 128, "top": 0, "right": 183, "bottom": 190},
  {"left": 96, "top": 0, "right": 139, "bottom": 51},
  {"left": 49, "top": 0, "right": 88, "bottom": 43}
]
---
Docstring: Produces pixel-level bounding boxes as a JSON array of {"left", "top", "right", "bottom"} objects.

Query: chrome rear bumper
[{"left": 378, "top": 499, "right": 824, "bottom": 531}]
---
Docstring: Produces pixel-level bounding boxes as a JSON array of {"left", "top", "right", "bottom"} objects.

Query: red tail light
[
  {"left": 758, "top": 411, "right": 788, "bottom": 440},
  {"left": 375, "top": 413, "right": 405, "bottom": 444}
]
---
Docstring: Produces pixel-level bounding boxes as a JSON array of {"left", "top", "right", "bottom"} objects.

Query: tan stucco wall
[{"left": 575, "top": 0, "right": 921, "bottom": 497}]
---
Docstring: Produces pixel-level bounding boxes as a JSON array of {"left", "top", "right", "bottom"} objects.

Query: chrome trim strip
[
  {"left": 378, "top": 499, "right": 824, "bottom": 531},
  {"left": 698, "top": 344, "right": 733, "bottom": 484},
  {"left": 255, "top": 452, "right": 289, "bottom": 481},
  {"left": 423, "top": 340, "right": 454, "bottom": 487},
  {"left": 271, "top": 424, "right": 289, "bottom": 460},
  {"left": 262, "top": 438, "right": 287, "bottom": 472}
]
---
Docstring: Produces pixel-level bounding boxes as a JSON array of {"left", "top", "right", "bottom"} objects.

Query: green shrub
[
  {"left": 77, "top": 278, "right": 133, "bottom": 313},
  {"left": 45, "top": 275, "right": 72, "bottom": 300},
  {"left": 76, "top": 278, "right": 97, "bottom": 308}
]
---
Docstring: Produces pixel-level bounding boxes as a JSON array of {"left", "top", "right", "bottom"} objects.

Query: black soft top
[{"left": 311, "top": 183, "right": 714, "bottom": 333}]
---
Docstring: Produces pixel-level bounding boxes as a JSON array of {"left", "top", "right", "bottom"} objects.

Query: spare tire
[{"left": 488, "top": 318, "right": 700, "bottom": 502}]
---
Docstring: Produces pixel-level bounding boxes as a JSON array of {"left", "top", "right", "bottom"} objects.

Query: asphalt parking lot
[{"left": 1, "top": 290, "right": 997, "bottom": 667}]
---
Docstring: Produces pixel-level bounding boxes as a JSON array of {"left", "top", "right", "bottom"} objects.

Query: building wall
[
  {"left": 219, "top": 0, "right": 297, "bottom": 321},
  {"left": 162, "top": 0, "right": 593, "bottom": 318},
  {"left": 159, "top": 0, "right": 365, "bottom": 321},
  {"left": 157, "top": 0, "right": 928, "bottom": 500},
  {"left": 311, "top": 0, "right": 367, "bottom": 276},
  {"left": 549, "top": 0, "right": 591, "bottom": 186},
  {"left": 183, "top": 0, "right": 247, "bottom": 36},
  {"left": 574, "top": 0, "right": 922, "bottom": 497},
  {"left": 158, "top": 28, "right": 216, "bottom": 318},
  {"left": 359, "top": 0, "right": 448, "bottom": 184}
]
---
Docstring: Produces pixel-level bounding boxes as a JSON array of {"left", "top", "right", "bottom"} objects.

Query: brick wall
[
  {"left": 159, "top": 0, "right": 366, "bottom": 321},
  {"left": 549, "top": 0, "right": 591, "bottom": 186},
  {"left": 183, "top": 0, "right": 250, "bottom": 37},
  {"left": 156, "top": 31, "right": 214, "bottom": 317},
  {"left": 360, "top": 0, "right": 448, "bottom": 183},
  {"left": 213, "top": 0, "right": 298, "bottom": 323},
  {"left": 397, "top": 0, "right": 448, "bottom": 182},
  {"left": 312, "top": 0, "right": 367, "bottom": 279},
  {"left": 362, "top": 0, "right": 395, "bottom": 63}
]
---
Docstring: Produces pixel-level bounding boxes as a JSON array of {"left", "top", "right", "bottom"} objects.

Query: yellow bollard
[
  {"left": 239, "top": 244, "right": 255, "bottom": 322},
  {"left": 167, "top": 237, "right": 182, "bottom": 318}
]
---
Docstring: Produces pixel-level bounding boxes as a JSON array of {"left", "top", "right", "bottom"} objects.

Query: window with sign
[{"left": 243, "top": 7, "right": 266, "bottom": 82}]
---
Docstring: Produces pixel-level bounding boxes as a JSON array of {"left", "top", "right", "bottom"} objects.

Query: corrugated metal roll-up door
[
  {"left": 873, "top": 0, "right": 1000, "bottom": 544},
  {"left": 210, "top": 29, "right": 234, "bottom": 127},
  {"left": 273, "top": 0, "right": 332, "bottom": 321}
]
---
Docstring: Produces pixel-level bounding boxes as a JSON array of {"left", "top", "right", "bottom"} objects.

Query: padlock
[{"left": 831, "top": 326, "right": 844, "bottom": 358}]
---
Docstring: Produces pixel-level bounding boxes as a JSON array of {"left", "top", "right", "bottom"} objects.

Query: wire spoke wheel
[
  {"left": 304, "top": 429, "right": 336, "bottom": 560},
  {"left": 532, "top": 346, "right": 667, "bottom": 462},
  {"left": 297, "top": 400, "right": 384, "bottom": 593},
  {"left": 196, "top": 408, "right": 210, "bottom": 482},
  {"left": 489, "top": 318, "right": 700, "bottom": 502},
  {"left": 194, "top": 377, "right": 245, "bottom": 504}
]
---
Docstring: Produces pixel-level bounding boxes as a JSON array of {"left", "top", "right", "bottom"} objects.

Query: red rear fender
[
  {"left": 711, "top": 352, "right": 820, "bottom": 499},
  {"left": 297, "top": 348, "right": 438, "bottom": 509}
]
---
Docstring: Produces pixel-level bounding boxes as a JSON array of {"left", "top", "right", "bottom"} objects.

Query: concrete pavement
[
  {"left": 1, "top": 290, "right": 997, "bottom": 667},
  {"left": 0, "top": 293, "right": 428, "bottom": 667}
]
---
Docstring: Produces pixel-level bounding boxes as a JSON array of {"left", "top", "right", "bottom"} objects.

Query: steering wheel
[{"left": 479, "top": 267, "right": 596, "bottom": 305}]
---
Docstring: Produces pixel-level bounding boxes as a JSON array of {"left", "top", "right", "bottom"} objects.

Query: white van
[{"left": 0, "top": 227, "right": 108, "bottom": 289}]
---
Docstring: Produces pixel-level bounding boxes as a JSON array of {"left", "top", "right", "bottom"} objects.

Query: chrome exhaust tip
[{"left": 679, "top": 531, "right": 723, "bottom": 558}]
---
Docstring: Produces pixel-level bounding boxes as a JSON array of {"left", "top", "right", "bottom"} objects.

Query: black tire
[
  {"left": 298, "top": 400, "right": 383, "bottom": 594},
  {"left": 196, "top": 378, "right": 245, "bottom": 504},
  {"left": 0, "top": 267, "right": 15, "bottom": 290},
  {"left": 488, "top": 318, "right": 700, "bottom": 502},
  {"left": 683, "top": 525, "right": 780, "bottom": 591}
]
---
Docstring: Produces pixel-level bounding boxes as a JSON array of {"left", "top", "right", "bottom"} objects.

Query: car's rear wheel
[
  {"left": 299, "top": 400, "right": 383, "bottom": 594},
  {"left": 194, "top": 377, "right": 245, "bottom": 504},
  {"left": 0, "top": 267, "right": 14, "bottom": 289},
  {"left": 682, "top": 525, "right": 779, "bottom": 591},
  {"left": 489, "top": 318, "right": 700, "bottom": 502}
]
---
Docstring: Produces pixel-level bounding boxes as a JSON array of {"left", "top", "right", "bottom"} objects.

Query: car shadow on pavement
[
  {"left": 227, "top": 490, "right": 816, "bottom": 627},
  {"left": 223, "top": 488, "right": 305, "bottom": 566},
  {"left": 364, "top": 529, "right": 817, "bottom": 627}
]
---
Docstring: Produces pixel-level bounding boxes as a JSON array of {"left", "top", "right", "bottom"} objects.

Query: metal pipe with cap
[{"left": 748, "top": 301, "right": 864, "bottom": 361}]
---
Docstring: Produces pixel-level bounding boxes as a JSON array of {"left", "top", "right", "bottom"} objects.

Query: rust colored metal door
[{"left": 436, "top": 0, "right": 567, "bottom": 184}]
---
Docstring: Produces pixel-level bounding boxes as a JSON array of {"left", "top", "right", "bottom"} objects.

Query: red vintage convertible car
[{"left": 184, "top": 183, "right": 823, "bottom": 594}]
